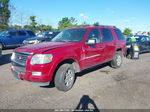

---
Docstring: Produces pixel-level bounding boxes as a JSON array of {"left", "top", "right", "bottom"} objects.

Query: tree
[
  {"left": 0, "top": 0, "right": 11, "bottom": 25},
  {"left": 123, "top": 28, "right": 132, "bottom": 35},
  {"left": 93, "top": 22, "right": 100, "bottom": 26},
  {"left": 58, "top": 17, "right": 77, "bottom": 30},
  {"left": 30, "top": 16, "right": 37, "bottom": 30},
  {"left": 37, "top": 24, "right": 53, "bottom": 31},
  {"left": 0, "top": 23, "right": 9, "bottom": 31}
]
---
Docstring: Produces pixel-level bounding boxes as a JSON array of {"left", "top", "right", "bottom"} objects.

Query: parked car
[
  {"left": 23, "top": 31, "right": 60, "bottom": 45},
  {"left": 0, "top": 29, "right": 35, "bottom": 49},
  {"left": 126, "top": 35, "right": 150, "bottom": 53},
  {"left": 11, "top": 26, "right": 126, "bottom": 91}
]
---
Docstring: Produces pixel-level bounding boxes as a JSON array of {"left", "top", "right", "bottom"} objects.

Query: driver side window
[
  {"left": 86, "top": 29, "right": 100, "bottom": 43},
  {"left": 9, "top": 31, "right": 17, "bottom": 36}
]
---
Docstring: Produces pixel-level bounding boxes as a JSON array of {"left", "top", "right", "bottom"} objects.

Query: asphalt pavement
[{"left": 0, "top": 49, "right": 150, "bottom": 110}]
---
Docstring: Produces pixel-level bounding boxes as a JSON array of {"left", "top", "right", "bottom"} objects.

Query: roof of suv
[{"left": 70, "top": 25, "right": 118, "bottom": 30}]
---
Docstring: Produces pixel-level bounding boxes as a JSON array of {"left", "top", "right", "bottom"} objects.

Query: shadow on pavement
[
  {"left": 74, "top": 95, "right": 100, "bottom": 112},
  {"left": 76, "top": 62, "right": 109, "bottom": 77},
  {"left": 41, "top": 62, "right": 110, "bottom": 89},
  {"left": 0, "top": 53, "right": 12, "bottom": 66}
]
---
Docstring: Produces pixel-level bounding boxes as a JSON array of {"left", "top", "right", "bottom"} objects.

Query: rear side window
[
  {"left": 101, "top": 29, "right": 114, "bottom": 42},
  {"left": 27, "top": 31, "right": 35, "bottom": 36},
  {"left": 86, "top": 29, "right": 100, "bottom": 43},
  {"left": 114, "top": 29, "right": 125, "bottom": 40},
  {"left": 17, "top": 31, "right": 26, "bottom": 36}
]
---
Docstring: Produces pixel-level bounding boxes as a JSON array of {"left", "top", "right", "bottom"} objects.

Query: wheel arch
[
  {"left": 55, "top": 58, "right": 80, "bottom": 73},
  {"left": 50, "top": 58, "right": 80, "bottom": 82},
  {"left": 0, "top": 42, "right": 5, "bottom": 49},
  {"left": 116, "top": 48, "right": 122, "bottom": 52}
]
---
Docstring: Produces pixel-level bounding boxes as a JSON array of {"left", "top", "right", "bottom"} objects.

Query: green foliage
[
  {"left": 58, "top": 17, "right": 77, "bottom": 30},
  {"left": 0, "top": 24, "right": 9, "bottom": 31},
  {"left": 0, "top": 0, "right": 10, "bottom": 25},
  {"left": 123, "top": 28, "right": 132, "bottom": 35},
  {"left": 30, "top": 16, "right": 37, "bottom": 30},
  {"left": 93, "top": 22, "right": 100, "bottom": 26},
  {"left": 77, "top": 21, "right": 90, "bottom": 27},
  {"left": 37, "top": 24, "right": 53, "bottom": 31}
]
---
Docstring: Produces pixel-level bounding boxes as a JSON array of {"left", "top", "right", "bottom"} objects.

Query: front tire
[
  {"left": 110, "top": 51, "right": 123, "bottom": 69},
  {"left": 54, "top": 64, "right": 75, "bottom": 92}
]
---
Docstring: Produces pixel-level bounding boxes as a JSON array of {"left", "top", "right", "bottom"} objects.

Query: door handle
[{"left": 100, "top": 46, "right": 105, "bottom": 48}]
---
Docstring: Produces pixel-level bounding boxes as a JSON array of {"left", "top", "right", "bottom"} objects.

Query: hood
[
  {"left": 15, "top": 41, "right": 78, "bottom": 54},
  {"left": 25, "top": 37, "right": 46, "bottom": 41}
]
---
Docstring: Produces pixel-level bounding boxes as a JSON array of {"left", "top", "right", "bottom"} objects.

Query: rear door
[
  {"left": 83, "top": 29, "right": 105, "bottom": 68},
  {"left": 100, "top": 28, "right": 116, "bottom": 62},
  {"left": 147, "top": 37, "right": 150, "bottom": 51},
  {"left": 146, "top": 36, "right": 150, "bottom": 51}
]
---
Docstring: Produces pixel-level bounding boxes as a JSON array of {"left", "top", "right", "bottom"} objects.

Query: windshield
[
  {"left": 52, "top": 29, "right": 87, "bottom": 42},
  {"left": 37, "top": 32, "right": 58, "bottom": 38},
  {"left": 0, "top": 31, "right": 9, "bottom": 36}
]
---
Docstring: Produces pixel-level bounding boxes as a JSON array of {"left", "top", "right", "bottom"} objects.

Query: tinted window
[
  {"left": 9, "top": 31, "right": 17, "bottom": 36},
  {"left": 86, "top": 29, "right": 100, "bottom": 43},
  {"left": 44, "top": 32, "right": 59, "bottom": 38},
  {"left": 147, "top": 37, "right": 150, "bottom": 41},
  {"left": 140, "top": 37, "right": 146, "bottom": 42},
  {"left": 101, "top": 29, "right": 114, "bottom": 42},
  {"left": 17, "top": 31, "right": 26, "bottom": 36},
  {"left": 114, "top": 29, "right": 125, "bottom": 40},
  {"left": 27, "top": 31, "right": 35, "bottom": 36}
]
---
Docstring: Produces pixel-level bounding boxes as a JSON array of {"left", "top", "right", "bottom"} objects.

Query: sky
[{"left": 11, "top": 0, "right": 150, "bottom": 33}]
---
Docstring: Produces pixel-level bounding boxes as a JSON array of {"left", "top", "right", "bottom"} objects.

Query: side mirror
[{"left": 86, "top": 39, "right": 96, "bottom": 45}]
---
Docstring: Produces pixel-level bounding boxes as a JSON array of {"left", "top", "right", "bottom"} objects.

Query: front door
[
  {"left": 82, "top": 29, "right": 105, "bottom": 69},
  {"left": 3, "top": 31, "right": 18, "bottom": 46}
]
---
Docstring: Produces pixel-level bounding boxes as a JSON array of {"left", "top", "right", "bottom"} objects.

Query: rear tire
[
  {"left": 110, "top": 51, "right": 123, "bottom": 69},
  {"left": 54, "top": 64, "right": 75, "bottom": 92},
  {"left": 0, "top": 43, "right": 3, "bottom": 57}
]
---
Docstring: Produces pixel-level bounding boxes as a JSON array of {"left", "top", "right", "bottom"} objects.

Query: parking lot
[{"left": 0, "top": 49, "right": 150, "bottom": 110}]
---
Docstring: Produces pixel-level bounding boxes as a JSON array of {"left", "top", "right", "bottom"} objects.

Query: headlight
[
  {"left": 35, "top": 40, "right": 40, "bottom": 44},
  {"left": 30, "top": 54, "right": 53, "bottom": 65},
  {"left": 23, "top": 40, "right": 27, "bottom": 44},
  {"left": 11, "top": 52, "right": 15, "bottom": 60}
]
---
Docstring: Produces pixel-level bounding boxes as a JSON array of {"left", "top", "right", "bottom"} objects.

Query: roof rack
[
  {"left": 89, "top": 25, "right": 116, "bottom": 28},
  {"left": 99, "top": 25, "right": 116, "bottom": 28}
]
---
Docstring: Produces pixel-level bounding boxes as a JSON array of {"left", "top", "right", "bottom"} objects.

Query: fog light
[{"left": 32, "top": 72, "right": 42, "bottom": 76}]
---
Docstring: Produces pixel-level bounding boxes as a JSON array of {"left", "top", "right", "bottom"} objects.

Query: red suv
[{"left": 11, "top": 26, "right": 126, "bottom": 91}]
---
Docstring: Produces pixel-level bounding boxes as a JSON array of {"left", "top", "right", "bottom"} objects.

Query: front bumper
[
  {"left": 11, "top": 66, "right": 50, "bottom": 86},
  {"left": 11, "top": 60, "right": 52, "bottom": 86}
]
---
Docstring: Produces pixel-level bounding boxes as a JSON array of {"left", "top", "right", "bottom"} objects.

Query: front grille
[{"left": 13, "top": 52, "right": 29, "bottom": 66}]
